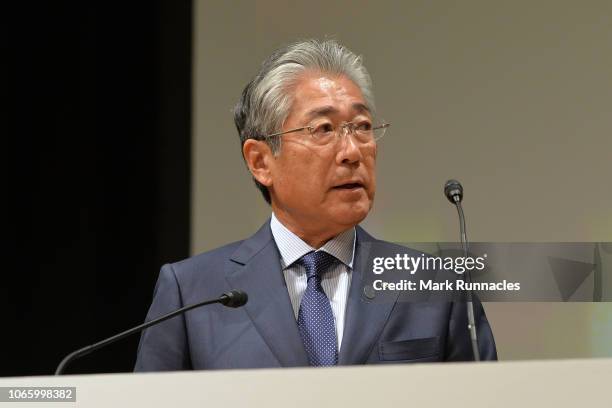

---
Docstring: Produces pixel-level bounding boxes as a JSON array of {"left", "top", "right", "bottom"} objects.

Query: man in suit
[{"left": 135, "top": 39, "right": 497, "bottom": 371}]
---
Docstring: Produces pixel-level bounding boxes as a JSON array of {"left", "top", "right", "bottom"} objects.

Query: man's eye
[
  {"left": 315, "top": 123, "right": 334, "bottom": 135},
  {"left": 356, "top": 122, "right": 372, "bottom": 131}
]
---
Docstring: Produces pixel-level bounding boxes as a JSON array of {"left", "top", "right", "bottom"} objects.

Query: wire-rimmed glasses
[{"left": 261, "top": 121, "right": 390, "bottom": 146}]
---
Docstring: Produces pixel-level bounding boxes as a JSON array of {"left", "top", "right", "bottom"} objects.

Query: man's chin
[{"left": 329, "top": 202, "right": 371, "bottom": 227}]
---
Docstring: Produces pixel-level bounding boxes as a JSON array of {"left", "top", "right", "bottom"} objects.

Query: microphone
[
  {"left": 444, "top": 179, "right": 463, "bottom": 204},
  {"left": 220, "top": 289, "right": 248, "bottom": 308},
  {"left": 444, "top": 180, "right": 467, "bottom": 245},
  {"left": 55, "top": 290, "right": 248, "bottom": 375},
  {"left": 443, "top": 179, "right": 480, "bottom": 361}
]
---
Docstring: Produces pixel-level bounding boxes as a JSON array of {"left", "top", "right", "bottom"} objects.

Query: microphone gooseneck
[
  {"left": 55, "top": 290, "right": 248, "bottom": 375},
  {"left": 444, "top": 179, "right": 480, "bottom": 361}
]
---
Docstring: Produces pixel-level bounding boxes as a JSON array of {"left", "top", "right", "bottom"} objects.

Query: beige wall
[{"left": 191, "top": 0, "right": 612, "bottom": 360}]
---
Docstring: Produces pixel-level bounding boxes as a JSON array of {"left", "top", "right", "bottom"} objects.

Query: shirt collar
[{"left": 270, "top": 213, "right": 356, "bottom": 269}]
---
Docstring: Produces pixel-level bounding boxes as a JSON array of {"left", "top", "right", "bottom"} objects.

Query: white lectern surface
[{"left": 1, "top": 358, "right": 610, "bottom": 407}]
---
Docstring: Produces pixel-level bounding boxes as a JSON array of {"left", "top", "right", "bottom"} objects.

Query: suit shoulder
[{"left": 167, "top": 240, "right": 244, "bottom": 278}]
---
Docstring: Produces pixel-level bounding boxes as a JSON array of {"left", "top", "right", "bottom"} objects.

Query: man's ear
[{"left": 242, "top": 139, "right": 274, "bottom": 187}]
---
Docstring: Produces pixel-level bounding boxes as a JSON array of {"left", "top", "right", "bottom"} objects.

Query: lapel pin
[{"left": 363, "top": 285, "right": 376, "bottom": 300}]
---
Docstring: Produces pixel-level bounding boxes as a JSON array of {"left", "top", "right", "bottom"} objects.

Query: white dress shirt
[{"left": 270, "top": 213, "right": 355, "bottom": 351}]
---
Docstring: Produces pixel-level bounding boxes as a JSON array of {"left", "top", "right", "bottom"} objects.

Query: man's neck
[{"left": 271, "top": 211, "right": 351, "bottom": 249}]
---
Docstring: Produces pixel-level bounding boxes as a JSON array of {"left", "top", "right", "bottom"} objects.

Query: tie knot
[{"left": 298, "top": 251, "right": 337, "bottom": 280}]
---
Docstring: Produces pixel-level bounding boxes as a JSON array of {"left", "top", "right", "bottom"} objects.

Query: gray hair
[{"left": 233, "top": 39, "right": 376, "bottom": 204}]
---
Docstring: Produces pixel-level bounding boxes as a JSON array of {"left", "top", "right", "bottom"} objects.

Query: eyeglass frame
[{"left": 259, "top": 122, "right": 390, "bottom": 144}]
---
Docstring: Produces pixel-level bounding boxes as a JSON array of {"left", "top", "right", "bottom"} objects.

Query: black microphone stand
[
  {"left": 453, "top": 197, "right": 481, "bottom": 361},
  {"left": 55, "top": 291, "right": 247, "bottom": 375}
]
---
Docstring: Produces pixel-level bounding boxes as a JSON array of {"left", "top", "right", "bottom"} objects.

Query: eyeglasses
[{"left": 261, "top": 121, "right": 390, "bottom": 146}]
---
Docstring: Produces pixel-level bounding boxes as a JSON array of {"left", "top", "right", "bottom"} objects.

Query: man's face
[{"left": 267, "top": 71, "right": 377, "bottom": 241}]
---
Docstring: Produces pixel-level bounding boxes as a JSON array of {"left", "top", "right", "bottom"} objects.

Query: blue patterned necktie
[{"left": 297, "top": 251, "right": 338, "bottom": 366}]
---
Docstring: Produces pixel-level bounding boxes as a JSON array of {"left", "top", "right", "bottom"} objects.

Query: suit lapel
[
  {"left": 225, "top": 221, "right": 309, "bottom": 367},
  {"left": 339, "top": 226, "right": 400, "bottom": 364}
]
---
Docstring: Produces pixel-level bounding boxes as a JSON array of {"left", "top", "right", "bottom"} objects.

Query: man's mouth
[{"left": 333, "top": 182, "right": 364, "bottom": 190}]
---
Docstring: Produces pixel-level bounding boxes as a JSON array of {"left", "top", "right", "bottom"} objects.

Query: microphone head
[
  {"left": 444, "top": 179, "right": 463, "bottom": 204},
  {"left": 220, "top": 290, "right": 248, "bottom": 308}
]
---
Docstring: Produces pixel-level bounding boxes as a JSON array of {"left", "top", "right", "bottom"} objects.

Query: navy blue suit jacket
[{"left": 135, "top": 222, "right": 497, "bottom": 370}]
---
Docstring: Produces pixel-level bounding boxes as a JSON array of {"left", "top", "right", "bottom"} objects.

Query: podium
[{"left": 1, "top": 358, "right": 610, "bottom": 407}]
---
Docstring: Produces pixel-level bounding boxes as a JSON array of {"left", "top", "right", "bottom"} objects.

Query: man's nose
[{"left": 336, "top": 128, "right": 363, "bottom": 165}]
